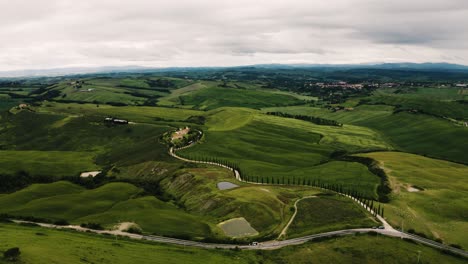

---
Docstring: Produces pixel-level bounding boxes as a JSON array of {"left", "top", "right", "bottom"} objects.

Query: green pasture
[
  {"left": 287, "top": 194, "right": 377, "bottom": 238},
  {"left": 0, "top": 181, "right": 212, "bottom": 238},
  {"left": 179, "top": 86, "right": 303, "bottom": 110},
  {"left": 0, "top": 150, "right": 98, "bottom": 177},
  {"left": 1, "top": 223, "right": 465, "bottom": 264},
  {"left": 358, "top": 152, "right": 468, "bottom": 248},
  {"left": 262, "top": 105, "right": 468, "bottom": 163},
  {"left": 262, "top": 104, "right": 395, "bottom": 124},
  {"left": 36, "top": 102, "right": 203, "bottom": 123},
  {"left": 368, "top": 90, "right": 467, "bottom": 120},
  {"left": 357, "top": 112, "right": 468, "bottom": 163}
]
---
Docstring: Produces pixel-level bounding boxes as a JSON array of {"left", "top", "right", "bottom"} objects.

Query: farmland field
[
  {"left": 1, "top": 222, "right": 465, "bottom": 264},
  {"left": 0, "top": 150, "right": 98, "bottom": 177},
  {"left": 357, "top": 152, "right": 468, "bottom": 248},
  {"left": 1, "top": 71, "right": 467, "bottom": 262},
  {"left": 287, "top": 194, "right": 377, "bottom": 238}
]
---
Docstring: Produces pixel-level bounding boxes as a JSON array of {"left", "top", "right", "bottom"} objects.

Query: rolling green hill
[
  {"left": 287, "top": 194, "right": 377, "bottom": 238},
  {"left": 179, "top": 86, "right": 304, "bottom": 110},
  {"left": 358, "top": 152, "right": 468, "bottom": 248},
  {"left": 0, "top": 150, "right": 98, "bottom": 177},
  {"left": 179, "top": 109, "right": 393, "bottom": 198},
  {"left": 0, "top": 181, "right": 212, "bottom": 238}
]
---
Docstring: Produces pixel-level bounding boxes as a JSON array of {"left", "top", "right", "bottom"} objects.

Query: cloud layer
[{"left": 1, "top": 0, "right": 467, "bottom": 70}]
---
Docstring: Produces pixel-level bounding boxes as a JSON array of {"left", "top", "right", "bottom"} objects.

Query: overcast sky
[{"left": 1, "top": 0, "right": 468, "bottom": 71}]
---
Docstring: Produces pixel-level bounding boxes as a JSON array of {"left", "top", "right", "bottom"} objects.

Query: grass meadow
[
  {"left": 0, "top": 223, "right": 465, "bottom": 264},
  {"left": 358, "top": 152, "right": 468, "bottom": 248}
]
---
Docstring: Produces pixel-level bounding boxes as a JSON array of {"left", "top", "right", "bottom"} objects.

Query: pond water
[
  {"left": 218, "top": 217, "right": 258, "bottom": 237},
  {"left": 217, "top": 182, "right": 239, "bottom": 190}
]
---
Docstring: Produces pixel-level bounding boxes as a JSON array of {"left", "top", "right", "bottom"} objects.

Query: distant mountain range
[{"left": 1, "top": 62, "right": 468, "bottom": 78}]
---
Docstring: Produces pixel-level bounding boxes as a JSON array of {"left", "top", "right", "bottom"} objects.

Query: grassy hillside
[
  {"left": 179, "top": 86, "right": 303, "bottom": 110},
  {"left": 158, "top": 167, "right": 320, "bottom": 238},
  {"left": 358, "top": 152, "right": 468, "bottom": 248},
  {"left": 261, "top": 104, "right": 395, "bottom": 125},
  {"left": 287, "top": 194, "right": 377, "bottom": 238},
  {"left": 368, "top": 90, "right": 468, "bottom": 120},
  {"left": 1, "top": 223, "right": 465, "bottom": 264},
  {"left": 37, "top": 77, "right": 192, "bottom": 105},
  {"left": 262, "top": 105, "right": 468, "bottom": 163},
  {"left": 35, "top": 102, "right": 204, "bottom": 124},
  {"left": 179, "top": 109, "right": 392, "bottom": 198},
  {"left": 0, "top": 110, "right": 181, "bottom": 173},
  {"left": 0, "top": 181, "right": 212, "bottom": 238},
  {"left": 0, "top": 150, "right": 98, "bottom": 177},
  {"left": 357, "top": 113, "right": 468, "bottom": 163}
]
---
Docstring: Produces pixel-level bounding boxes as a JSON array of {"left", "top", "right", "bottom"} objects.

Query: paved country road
[
  {"left": 11, "top": 220, "right": 468, "bottom": 257},
  {"left": 167, "top": 146, "right": 468, "bottom": 257},
  {"left": 7, "top": 142, "right": 467, "bottom": 258}
]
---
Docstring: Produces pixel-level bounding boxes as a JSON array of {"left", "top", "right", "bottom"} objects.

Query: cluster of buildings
[
  {"left": 306, "top": 81, "right": 468, "bottom": 89},
  {"left": 312, "top": 82, "right": 365, "bottom": 89}
]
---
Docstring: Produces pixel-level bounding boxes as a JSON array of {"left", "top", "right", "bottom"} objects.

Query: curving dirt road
[{"left": 277, "top": 196, "right": 316, "bottom": 239}]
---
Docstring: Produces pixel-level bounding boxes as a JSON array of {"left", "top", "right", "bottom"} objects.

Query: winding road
[
  {"left": 167, "top": 145, "right": 468, "bottom": 257},
  {"left": 7, "top": 142, "right": 466, "bottom": 258}
]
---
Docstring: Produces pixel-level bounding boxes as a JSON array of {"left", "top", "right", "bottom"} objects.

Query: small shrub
[
  {"left": 53, "top": 219, "right": 69, "bottom": 226},
  {"left": 125, "top": 227, "right": 142, "bottom": 234},
  {"left": 80, "top": 222, "right": 104, "bottom": 230},
  {"left": 3, "top": 247, "right": 20, "bottom": 261},
  {"left": 449, "top": 244, "right": 463, "bottom": 249},
  {"left": 19, "top": 222, "right": 39, "bottom": 227}
]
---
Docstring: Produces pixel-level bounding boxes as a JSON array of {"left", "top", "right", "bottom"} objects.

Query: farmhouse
[{"left": 172, "top": 127, "right": 190, "bottom": 141}]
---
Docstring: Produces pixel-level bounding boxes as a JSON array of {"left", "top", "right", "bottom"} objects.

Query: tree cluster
[{"left": 266, "top": 112, "right": 342, "bottom": 126}]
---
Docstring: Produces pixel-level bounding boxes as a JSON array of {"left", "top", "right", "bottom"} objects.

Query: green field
[
  {"left": 358, "top": 152, "right": 468, "bottom": 248},
  {"left": 40, "top": 77, "right": 192, "bottom": 105},
  {"left": 35, "top": 102, "right": 204, "bottom": 123},
  {"left": 368, "top": 89, "right": 468, "bottom": 120},
  {"left": 179, "top": 110, "right": 391, "bottom": 198},
  {"left": 179, "top": 86, "right": 304, "bottom": 110},
  {"left": 0, "top": 181, "right": 212, "bottom": 238},
  {"left": 261, "top": 104, "right": 395, "bottom": 125},
  {"left": 1, "top": 73, "right": 467, "bottom": 262},
  {"left": 1, "top": 223, "right": 465, "bottom": 264},
  {"left": 287, "top": 194, "right": 377, "bottom": 238},
  {"left": 357, "top": 112, "right": 468, "bottom": 163},
  {"left": 157, "top": 166, "right": 321, "bottom": 238},
  {"left": 263, "top": 105, "right": 468, "bottom": 163},
  {"left": 0, "top": 150, "right": 98, "bottom": 177}
]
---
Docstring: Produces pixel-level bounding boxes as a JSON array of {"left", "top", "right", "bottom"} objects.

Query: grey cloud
[{"left": 0, "top": 0, "right": 467, "bottom": 71}]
